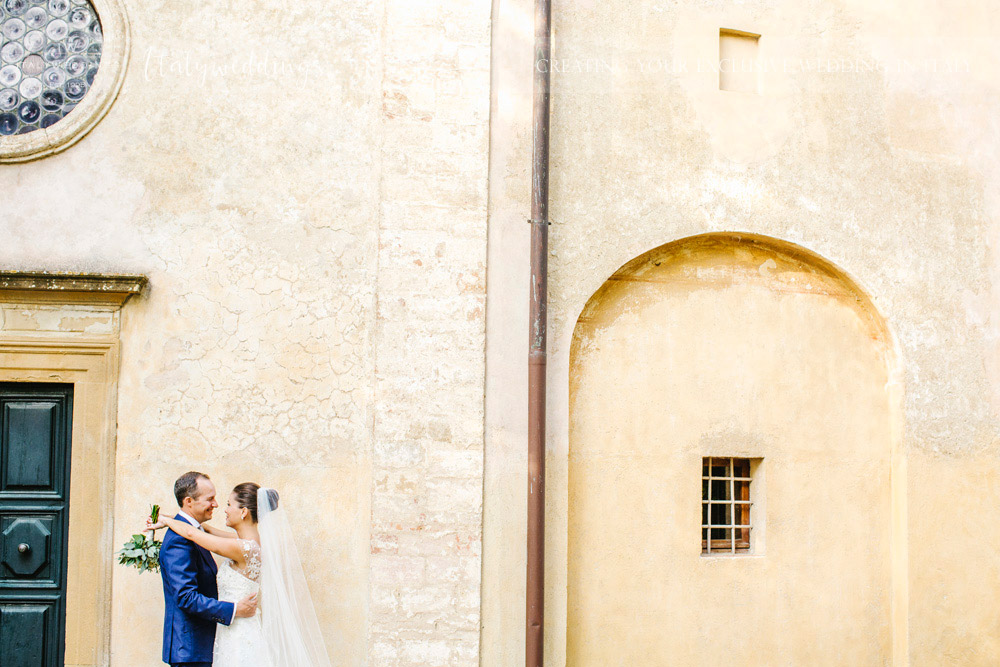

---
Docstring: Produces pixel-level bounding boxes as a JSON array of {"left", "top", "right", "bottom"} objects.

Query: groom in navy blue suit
[{"left": 160, "top": 472, "right": 257, "bottom": 666}]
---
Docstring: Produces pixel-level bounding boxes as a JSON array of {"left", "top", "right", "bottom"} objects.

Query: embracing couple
[{"left": 150, "top": 471, "right": 330, "bottom": 667}]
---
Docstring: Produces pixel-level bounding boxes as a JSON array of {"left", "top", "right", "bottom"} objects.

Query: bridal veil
[{"left": 257, "top": 487, "right": 332, "bottom": 666}]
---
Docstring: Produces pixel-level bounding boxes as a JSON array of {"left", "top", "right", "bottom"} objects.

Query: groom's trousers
[{"left": 171, "top": 663, "right": 211, "bottom": 667}]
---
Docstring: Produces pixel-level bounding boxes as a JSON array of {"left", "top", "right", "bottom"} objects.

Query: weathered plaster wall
[
  {"left": 568, "top": 238, "right": 893, "bottom": 664},
  {"left": 0, "top": 0, "right": 491, "bottom": 665},
  {"left": 484, "top": 0, "right": 1000, "bottom": 664},
  {"left": 368, "top": 1, "right": 490, "bottom": 664}
]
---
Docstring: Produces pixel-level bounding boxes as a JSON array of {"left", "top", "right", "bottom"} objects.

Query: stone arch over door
[{"left": 566, "top": 233, "right": 905, "bottom": 665}]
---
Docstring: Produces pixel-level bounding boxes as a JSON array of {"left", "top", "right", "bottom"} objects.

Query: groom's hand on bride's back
[{"left": 235, "top": 592, "right": 258, "bottom": 618}]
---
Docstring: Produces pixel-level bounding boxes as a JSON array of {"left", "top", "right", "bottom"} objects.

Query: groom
[{"left": 160, "top": 471, "right": 257, "bottom": 666}]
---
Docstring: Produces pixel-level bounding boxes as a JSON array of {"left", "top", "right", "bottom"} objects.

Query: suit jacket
[{"left": 159, "top": 513, "right": 235, "bottom": 665}]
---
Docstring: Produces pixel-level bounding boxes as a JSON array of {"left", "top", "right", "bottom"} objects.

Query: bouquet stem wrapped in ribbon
[{"left": 116, "top": 504, "right": 162, "bottom": 574}]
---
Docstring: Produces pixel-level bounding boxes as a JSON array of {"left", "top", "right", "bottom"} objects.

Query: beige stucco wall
[
  {"left": 568, "top": 237, "right": 894, "bottom": 664},
  {"left": 484, "top": 0, "right": 1000, "bottom": 665},
  {"left": 0, "top": 0, "right": 491, "bottom": 665},
  {"left": 2, "top": 0, "right": 999, "bottom": 663}
]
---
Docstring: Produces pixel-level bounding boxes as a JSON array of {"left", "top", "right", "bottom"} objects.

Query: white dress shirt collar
[{"left": 176, "top": 510, "right": 201, "bottom": 529}]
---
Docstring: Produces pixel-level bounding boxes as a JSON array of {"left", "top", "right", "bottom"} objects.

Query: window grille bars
[{"left": 702, "top": 457, "right": 752, "bottom": 555}]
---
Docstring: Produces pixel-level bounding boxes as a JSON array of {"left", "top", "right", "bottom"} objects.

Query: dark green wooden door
[{"left": 0, "top": 383, "right": 72, "bottom": 667}]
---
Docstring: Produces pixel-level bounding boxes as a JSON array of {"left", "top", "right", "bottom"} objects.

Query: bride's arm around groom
[{"left": 159, "top": 472, "right": 256, "bottom": 667}]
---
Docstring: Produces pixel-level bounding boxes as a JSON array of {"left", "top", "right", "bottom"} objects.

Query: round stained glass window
[{"left": 0, "top": 0, "right": 102, "bottom": 136}]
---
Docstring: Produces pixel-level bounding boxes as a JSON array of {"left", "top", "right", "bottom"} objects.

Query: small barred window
[{"left": 702, "top": 457, "right": 752, "bottom": 555}]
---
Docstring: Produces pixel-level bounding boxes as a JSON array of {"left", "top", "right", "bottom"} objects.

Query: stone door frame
[{"left": 0, "top": 273, "right": 144, "bottom": 666}]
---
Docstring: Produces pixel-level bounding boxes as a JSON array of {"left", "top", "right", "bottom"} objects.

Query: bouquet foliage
[{"left": 116, "top": 504, "right": 162, "bottom": 574}]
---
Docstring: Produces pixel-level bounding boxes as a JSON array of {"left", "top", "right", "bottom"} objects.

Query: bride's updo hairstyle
[
  {"left": 232, "top": 483, "right": 280, "bottom": 523},
  {"left": 232, "top": 482, "right": 262, "bottom": 523}
]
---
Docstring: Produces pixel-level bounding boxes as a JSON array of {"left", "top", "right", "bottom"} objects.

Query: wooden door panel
[
  {"left": 0, "top": 600, "right": 56, "bottom": 666},
  {"left": 2, "top": 402, "right": 58, "bottom": 492},
  {"left": 1, "top": 513, "right": 60, "bottom": 584},
  {"left": 0, "top": 384, "right": 72, "bottom": 667}
]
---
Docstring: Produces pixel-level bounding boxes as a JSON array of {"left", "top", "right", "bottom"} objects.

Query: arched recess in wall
[{"left": 566, "top": 233, "right": 906, "bottom": 665}]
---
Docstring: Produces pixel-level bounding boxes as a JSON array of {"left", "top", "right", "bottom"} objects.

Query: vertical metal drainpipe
[{"left": 527, "top": 0, "right": 551, "bottom": 664}]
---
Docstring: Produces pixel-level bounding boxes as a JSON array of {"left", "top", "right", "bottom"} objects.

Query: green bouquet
[{"left": 116, "top": 504, "right": 162, "bottom": 574}]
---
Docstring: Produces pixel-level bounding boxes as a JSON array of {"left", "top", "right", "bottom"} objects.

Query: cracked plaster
[{"left": 1, "top": 0, "right": 491, "bottom": 664}]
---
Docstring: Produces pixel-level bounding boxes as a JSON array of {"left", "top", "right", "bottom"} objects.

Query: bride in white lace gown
[
  {"left": 214, "top": 537, "right": 271, "bottom": 666},
  {"left": 152, "top": 482, "right": 331, "bottom": 666}
]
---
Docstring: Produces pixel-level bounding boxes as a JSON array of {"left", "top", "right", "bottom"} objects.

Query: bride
[{"left": 151, "top": 483, "right": 330, "bottom": 666}]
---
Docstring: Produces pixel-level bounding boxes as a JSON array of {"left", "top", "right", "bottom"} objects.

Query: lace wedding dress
[{"left": 214, "top": 539, "right": 273, "bottom": 667}]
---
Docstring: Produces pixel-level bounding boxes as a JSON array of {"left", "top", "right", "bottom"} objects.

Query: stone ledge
[{"left": 0, "top": 272, "right": 148, "bottom": 307}]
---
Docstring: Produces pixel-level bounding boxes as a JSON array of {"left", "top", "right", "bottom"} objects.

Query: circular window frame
[{"left": 0, "top": 0, "right": 129, "bottom": 163}]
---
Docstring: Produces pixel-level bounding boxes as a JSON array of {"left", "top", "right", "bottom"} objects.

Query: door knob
[{"left": 18, "top": 543, "right": 30, "bottom": 554}]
